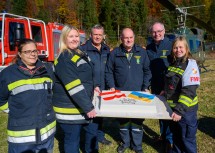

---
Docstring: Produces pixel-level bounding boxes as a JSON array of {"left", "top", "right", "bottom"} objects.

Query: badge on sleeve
[{"left": 182, "top": 59, "right": 200, "bottom": 87}]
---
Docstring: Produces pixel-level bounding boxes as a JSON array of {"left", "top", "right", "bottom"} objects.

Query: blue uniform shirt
[
  {"left": 105, "top": 44, "right": 151, "bottom": 91},
  {"left": 81, "top": 39, "right": 110, "bottom": 90},
  {"left": 146, "top": 37, "right": 173, "bottom": 94}
]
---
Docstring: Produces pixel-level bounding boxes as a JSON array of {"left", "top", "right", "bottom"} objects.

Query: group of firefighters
[{"left": 0, "top": 21, "right": 200, "bottom": 153}]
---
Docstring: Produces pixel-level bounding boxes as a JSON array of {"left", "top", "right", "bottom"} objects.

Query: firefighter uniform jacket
[
  {"left": 146, "top": 37, "right": 173, "bottom": 94},
  {"left": 53, "top": 49, "right": 95, "bottom": 124},
  {"left": 105, "top": 44, "right": 151, "bottom": 91},
  {"left": 0, "top": 59, "right": 56, "bottom": 144},
  {"left": 165, "top": 58, "right": 200, "bottom": 116},
  {"left": 81, "top": 39, "right": 110, "bottom": 90}
]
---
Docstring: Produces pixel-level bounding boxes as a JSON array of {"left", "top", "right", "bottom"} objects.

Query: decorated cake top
[
  {"left": 99, "top": 90, "right": 155, "bottom": 103},
  {"left": 128, "top": 91, "right": 155, "bottom": 103}
]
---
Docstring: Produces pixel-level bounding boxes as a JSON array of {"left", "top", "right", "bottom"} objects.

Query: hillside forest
[{"left": 1, "top": 0, "right": 215, "bottom": 45}]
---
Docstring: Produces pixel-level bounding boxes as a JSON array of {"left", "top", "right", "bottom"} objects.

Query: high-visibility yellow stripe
[
  {"left": 178, "top": 95, "right": 198, "bottom": 107},
  {"left": 168, "top": 66, "right": 184, "bottom": 75},
  {"left": 8, "top": 77, "right": 52, "bottom": 91},
  {"left": 7, "top": 129, "right": 35, "bottom": 137},
  {"left": 40, "top": 120, "right": 56, "bottom": 135},
  {"left": 53, "top": 106, "right": 83, "bottom": 114},
  {"left": 65, "top": 79, "right": 81, "bottom": 90},
  {"left": 0, "top": 102, "right": 8, "bottom": 111},
  {"left": 71, "top": 55, "right": 80, "bottom": 63},
  {"left": 120, "top": 122, "right": 130, "bottom": 127},
  {"left": 54, "top": 59, "right": 58, "bottom": 65},
  {"left": 131, "top": 122, "right": 142, "bottom": 128},
  {"left": 167, "top": 100, "right": 176, "bottom": 107}
]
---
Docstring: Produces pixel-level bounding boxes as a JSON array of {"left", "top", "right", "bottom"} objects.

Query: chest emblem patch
[
  {"left": 134, "top": 56, "right": 141, "bottom": 64},
  {"left": 160, "top": 50, "right": 168, "bottom": 58}
]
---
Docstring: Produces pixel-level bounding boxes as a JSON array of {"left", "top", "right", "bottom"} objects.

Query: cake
[{"left": 98, "top": 91, "right": 157, "bottom": 114}]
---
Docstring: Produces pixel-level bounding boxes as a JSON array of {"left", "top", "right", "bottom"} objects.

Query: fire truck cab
[{"left": 0, "top": 13, "right": 64, "bottom": 71}]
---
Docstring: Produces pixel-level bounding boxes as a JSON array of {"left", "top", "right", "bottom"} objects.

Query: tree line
[{"left": 1, "top": 0, "right": 215, "bottom": 45}]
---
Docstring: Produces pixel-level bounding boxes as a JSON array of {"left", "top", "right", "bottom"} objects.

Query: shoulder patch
[{"left": 182, "top": 59, "right": 200, "bottom": 87}]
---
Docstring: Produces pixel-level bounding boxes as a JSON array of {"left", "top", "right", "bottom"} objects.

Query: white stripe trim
[
  {"left": 120, "top": 129, "right": 129, "bottom": 131},
  {"left": 41, "top": 126, "right": 56, "bottom": 141},
  {"left": 56, "top": 114, "right": 86, "bottom": 120},
  {"left": 8, "top": 135, "right": 36, "bottom": 143},
  {"left": 12, "top": 84, "right": 44, "bottom": 95},
  {"left": 132, "top": 129, "right": 142, "bottom": 132},
  {"left": 3, "top": 108, "right": 9, "bottom": 113},
  {"left": 77, "top": 59, "right": 87, "bottom": 67},
  {"left": 68, "top": 85, "right": 84, "bottom": 96}
]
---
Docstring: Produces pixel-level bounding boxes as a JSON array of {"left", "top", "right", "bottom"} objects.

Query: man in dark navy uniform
[
  {"left": 81, "top": 24, "right": 111, "bottom": 145},
  {"left": 106, "top": 28, "right": 151, "bottom": 153},
  {"left": 146, "top": 22, "right": 173, "bottom": 153}
]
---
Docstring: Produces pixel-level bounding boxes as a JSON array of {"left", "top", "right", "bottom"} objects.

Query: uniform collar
[
  {"left": 153, "top": 37, "right": 166, "bottom": 45},
  {"left": 84, "top": 39, "right": 109, "bottom": 53},
  {"left": 17, "top": 59, "right": 46, "bottom": 76},
  {"left": 116, "top": 44, "right": 139, "bottom": 56}
]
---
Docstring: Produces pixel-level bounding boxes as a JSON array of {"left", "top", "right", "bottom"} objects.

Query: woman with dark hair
[
  {"left": 164, "top": 36, "right": 200, "bottom": 153},
  {"left": 0, "top": 39, "right": 56, "bottom": 153}
]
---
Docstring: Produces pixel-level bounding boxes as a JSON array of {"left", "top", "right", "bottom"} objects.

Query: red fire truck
[{"left": 0, "top": 13, "right": 86, "bottom": 71}]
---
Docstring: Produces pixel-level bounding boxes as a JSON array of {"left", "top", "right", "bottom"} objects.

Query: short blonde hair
[
  {"left": 59, "top": 25, "right": 79, "bottom": 54},
  {"left": 171, "top": 36, "right": 192, "bottom": 62}
]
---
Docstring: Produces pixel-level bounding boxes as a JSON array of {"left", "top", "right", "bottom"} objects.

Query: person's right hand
[
  {"left": 110, "top": 87, "right": 115, "bottom": 91},
  {"left": 94, "top": 87, "right": 101, "bottom": 93},
  {"left": 87, "top": 109, "right": 96, "bottom": 118},
  {"left": 159, "top": 90, "right": 165, "bottom": 96}
]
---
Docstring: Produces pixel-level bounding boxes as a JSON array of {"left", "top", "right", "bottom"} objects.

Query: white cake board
[{"left": 93, "top": 91, "right": 173, "bottom": 120}]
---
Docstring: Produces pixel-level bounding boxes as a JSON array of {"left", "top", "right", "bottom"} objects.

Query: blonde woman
[
  {"left": 164, "top": 36, "right": 200, "bottom": 153},
  {"left": 53, "top": 25, "right": 97, "bottom": 153}
]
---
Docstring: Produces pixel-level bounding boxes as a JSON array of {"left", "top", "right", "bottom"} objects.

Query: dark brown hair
[{"left": 12, "top": 39, "right": 37, "bottom": 64}]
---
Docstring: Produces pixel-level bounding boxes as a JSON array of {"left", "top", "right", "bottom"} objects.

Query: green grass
[{"left": 1, "top": 58, "right": 215, "bottom": 153}]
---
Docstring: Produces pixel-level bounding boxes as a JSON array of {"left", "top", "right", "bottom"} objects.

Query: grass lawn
[{"left": 0, "top": 54, "right": 215, "bottom": 153}]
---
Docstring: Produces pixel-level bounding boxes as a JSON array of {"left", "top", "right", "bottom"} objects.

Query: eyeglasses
[
  {"left": 152, "top": 29, "right": 164, "bottom": 34},
  {"left": 21, "top": 50, "right": 39, "bottom": 55}
]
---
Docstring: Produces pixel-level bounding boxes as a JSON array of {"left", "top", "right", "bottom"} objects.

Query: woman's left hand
[{"left": 171, "top": 112, "right": 182, "bottom": 122}]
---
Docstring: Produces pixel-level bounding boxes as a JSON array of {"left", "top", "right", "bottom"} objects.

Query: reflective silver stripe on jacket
[
  {"left": 41, "top": 126, "right": 56, "bottom": 141},
  {"left": 77, "top": 59, "right": 87, "bottom": 67},
  {"left": 56, "top": 113, "right": 86, "bottom": 120},
  {"left": 11, "top": 84, "right": 45, "bottom": 95},
  {"left": 68, "top": 85, "right": 84, "bottom": 96},
  {"left": 8, "top": 136, "right": 36, "bottom": 143}
]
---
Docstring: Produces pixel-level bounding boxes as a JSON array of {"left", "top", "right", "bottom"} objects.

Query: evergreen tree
[
  {"left": 11, "top": 0, "right": 27, "bottom": 16},
  {"left": 121, "top": 3, "right": 131, "bottom": 28},
  {"left": 136, "top": 0, "right": 148, "bottom": 36},
  {"left": 112, "top": 0, "right": 124, "bottom": 40},
  {"left": 77, "top": 0, "right": 85, "bottom": 29},
  {"left": 37, "top": 6, "right": 49, "bottom": 23},
  {"left": 209, "top": 0, "right": 215, "bottom": 28},
  {"left": 126, "top": 1, "right": 138, "bottom": 33},
  {"left": 100, "top": 0, "right": 115, "bottom": 41},
  {"left": 83, "top": 0, "right": 98, "bottom": 31}
]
